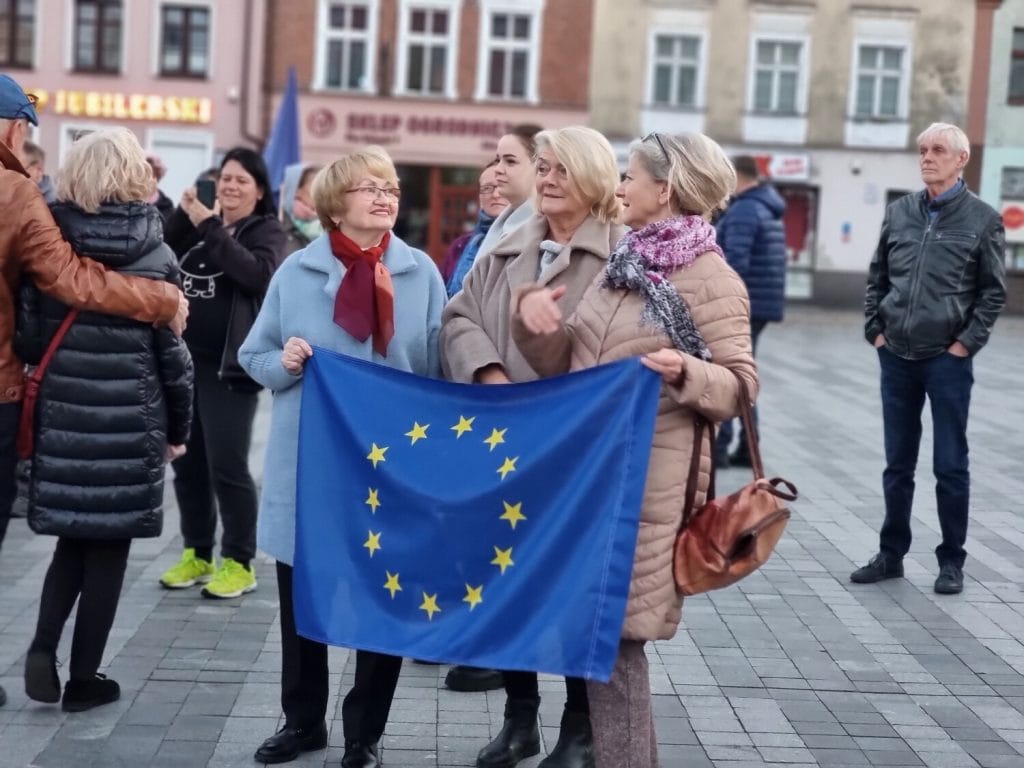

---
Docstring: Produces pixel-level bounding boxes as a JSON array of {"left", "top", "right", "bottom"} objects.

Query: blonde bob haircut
[
  {"left": 312, "top": 145, "right": 399, "bottom": 230},
  {"left": 55, "top": 127, "right": 155, "bottom": 214},
  {"left": 630, "top": 132, "right": 736, "bottom": 219},
  {"left": 534, "top": 126, "right": 621, "bottom": 223}
]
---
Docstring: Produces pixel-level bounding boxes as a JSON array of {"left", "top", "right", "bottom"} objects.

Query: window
[
  {"left": 398, "top": 3, "right": 457, "bottom": 96},
  {"left": 752, "top": 39, "right": 802, "bottom": 114},
  {"left": 74, "top": 0, "right": 121, "bottom": 73},
  {"left": 485, "top": 12, "right": 531, "bottom": 99},
  {"left": 1001, "top": 167, "right": 1024, "bottom": 199},
  {"left": 319, "top": 2, "right": 373, "bottom": 91},
  {"left": 650, "top": 34, "right": 700, "bottom": 108},
  {"left": 1011, "top": 28, "right": 1024, "bottom": 104},
  {"left": 854, "top": 45, "right": 903, "bottom": 118},
  {"left": 160, "top": 5, "right": 209, "bottom": 78},
  {"left": 0, "top": 0, "right": 34, "bottom": 68}
]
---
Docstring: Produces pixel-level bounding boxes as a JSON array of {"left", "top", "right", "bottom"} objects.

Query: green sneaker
[
  {"left": 201, "top": 558, "right": 257, "bottom": 599},
  {"left": 159, "top": 548, "right": 215, "bottom": 589}
]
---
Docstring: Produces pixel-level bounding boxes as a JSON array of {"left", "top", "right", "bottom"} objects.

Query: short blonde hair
[
  {"left": 534, "top": 126, "right": 621, "bottom": 223},
  {"left": 917, "top": 122, "right": 970, "bottom": 160},
  {"left": 630, "top": 132, "right": 736, "bottom": 218},
  {"left": 55, "top": 127, "right": 154, "bottom": 213},
  {"left": 312, "top": 146, "right": 399, "bottom": 230}
]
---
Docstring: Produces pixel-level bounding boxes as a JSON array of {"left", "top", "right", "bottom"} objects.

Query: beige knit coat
[{"left": 512, "top": 252, "right": 757, "bottom": 641}]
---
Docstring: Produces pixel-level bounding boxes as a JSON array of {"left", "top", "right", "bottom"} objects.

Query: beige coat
[
  {"left": 512, "top": 252, "right": 757, "bottom": 641},
  {"left": 440, "top": 213, "right": 624, "bottom": 383}
]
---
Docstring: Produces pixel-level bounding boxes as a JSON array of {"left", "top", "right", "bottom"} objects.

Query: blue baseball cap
[{"left": 0, "top": 74, "right": 39, "bottom": 125}]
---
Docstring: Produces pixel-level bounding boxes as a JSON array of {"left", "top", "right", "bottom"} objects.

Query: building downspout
[
  {"left": 239, "top": 0, "right": 265, "bottom": 148},
  {"left": 964, "top": 0, "right": 1003, "bottom": 192}
]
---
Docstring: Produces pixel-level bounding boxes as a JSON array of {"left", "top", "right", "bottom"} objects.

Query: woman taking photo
[
  {"left": 240, "top": 146, "right": 445, "bottom": 768},
  {"left": 442, "top": 125, "right": 624, "bottom": 768},
  {"left": 159, "top": 148, "right": 286, "bottom": 599},
  {"left": 513, "top": 132, "right": 757, "bottom": 768},
  {"left": 18, "top": 128, "right": 193, "bottom": 712}
]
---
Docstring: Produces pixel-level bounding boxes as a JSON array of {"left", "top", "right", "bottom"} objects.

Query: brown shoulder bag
[{"left": 673, "top": 372, "right": 797, "bottom": 596}]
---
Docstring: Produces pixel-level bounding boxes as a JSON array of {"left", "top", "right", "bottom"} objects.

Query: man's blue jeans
[{"left": 877, "top": 347, "right": 973, "bottom": 568}]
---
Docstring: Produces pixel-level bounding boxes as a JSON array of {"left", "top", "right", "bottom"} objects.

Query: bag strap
[{"left": 29, "top": 309, "right": 79, "bottom": 387}]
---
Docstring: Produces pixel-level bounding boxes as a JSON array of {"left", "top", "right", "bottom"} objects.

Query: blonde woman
[
  {"left": 514, "top": 132, "right": 757, "bottom": 767},
  {"left": 19, "top": 128, "right": 193, "bottom": 713}
]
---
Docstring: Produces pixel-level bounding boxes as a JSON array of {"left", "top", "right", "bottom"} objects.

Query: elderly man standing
[
  {"left": 852, "top": 122, "right": 1006, "bottom": 595},
  {"left": 0, "top": 73, "right": 188, "bottom": 708}
]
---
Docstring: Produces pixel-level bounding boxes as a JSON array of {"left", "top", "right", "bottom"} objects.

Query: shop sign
[
  {"left": 754, "top": 153, "right": 811, "bottom": 182},
  {"left": 320, "top": 110, "right": 510, "bottom": 147},
  {"left": 1002, "top": 200, "right": 1024, "bottom": 243},
  {"left": 28, "top": 89, "right": 213, "bottom": 124}
]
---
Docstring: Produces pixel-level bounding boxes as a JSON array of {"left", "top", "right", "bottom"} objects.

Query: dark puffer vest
[{"left": 16, "top": 202, "right": 194, "bottom": 539}]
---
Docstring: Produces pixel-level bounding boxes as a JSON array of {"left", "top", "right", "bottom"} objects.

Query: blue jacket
[
  {"left": 238, "top": 232, "right": 445, "bottom": 565},
  {"left": 716, "top": 184, "right": 787, "bottom": 322}
]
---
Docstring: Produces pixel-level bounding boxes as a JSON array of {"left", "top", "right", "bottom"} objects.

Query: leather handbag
[
  {"left": 673, "top": 372, "right": 797, "bottom": 596},
  {"left": 16, "top": 309, "right": 78, "bottom": 460}
]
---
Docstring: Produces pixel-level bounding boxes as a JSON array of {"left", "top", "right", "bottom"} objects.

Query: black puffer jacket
[{"left": 16, "top": 202, "right": 194, "bottom": 539}]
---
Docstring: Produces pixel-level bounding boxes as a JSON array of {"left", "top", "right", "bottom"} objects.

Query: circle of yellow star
[
  {"left": 363, "top": 530, "right": 381, "bottom": 557},
  {"left": 496, "top": 456, "right": 518, "bottom": 480},
  {"left": 500, "top": 501, "right": 526, "bottom": 530},
  {"left": 405, "top": 422, "right": 429, "bottom": 444},
  {"left": 463, "top": 584, "right": 484, "bottom": 610},
  {"left": 483, "top": 427, "right": 507, "bottom": 452},
  {"left": 366, "top": 443, "right": 388, "bottom": 468},
  {"left": 365, "top": 488, "right": 381, "bottom": 513},
  {"left": 420, "top": 592, "right": 441, "bottom": 620},
  {"left": 451, "top": 415, "right": 475, "bottom": 438},
  {"left": 383, "top": 571, "right": 401, "bottom": 599},
  {"left": 491, "top": 546, "right": 514, "bottom": 574}
]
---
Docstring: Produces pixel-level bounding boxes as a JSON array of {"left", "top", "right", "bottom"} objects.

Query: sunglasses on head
[{"left": 643, "top": 131, "right": 669, "bottom": 159}]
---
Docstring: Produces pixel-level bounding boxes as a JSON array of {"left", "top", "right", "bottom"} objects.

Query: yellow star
[
  {"left": 383, "top": 571, "right": 401, "bottom": 599},
  {"left": 500, "top": 501, "right": 526, "bottom": 530},
  {"left": 366, "top": 443, "right": 388, "bottom": 468},
  {"left": 463, "top": 584, "right": 484, "bottom": 610},
  {"left": 363, "top": 530, "right": 381, "bottom": 557},
  {"left": 491, "top": 546, "right": 514, "bottom": 574},
  {"left": 365, "top": 488, "right": 381, "bottom": 514},
  {"left": 496, "top": 456, "right": 518, "bottom": 480},
  {"left": 483, "top": 427, "right": 507, "bottom": 452},
  {"left": 420, "top": 591, "right": 441, "bottom": 620},
  {"left": 451, "top": 415, "right": 475, "bottom": 438},
  {"left": 405, "top": 422, "right": 429, "bottom": 444}
]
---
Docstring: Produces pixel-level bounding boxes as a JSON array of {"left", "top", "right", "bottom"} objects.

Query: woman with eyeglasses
[
  {"left": 441, "top": 125, "right": 624, "bottom": 768},
  {"left": 512, "top": 132, "right": 757, "bottom": 768},
  {"left": 239, "top": 146, "right": 445, "bottom": 768},
  {"left": 158, "top": 148, "right": 287, "bottom": 600},
  {"left": 442, "top": 161, "right": 509, "bottom": 295}
]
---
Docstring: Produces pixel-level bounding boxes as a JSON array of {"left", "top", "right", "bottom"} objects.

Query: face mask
[{"left": 291, "top": 214, "right": 323, "bottom": 242}]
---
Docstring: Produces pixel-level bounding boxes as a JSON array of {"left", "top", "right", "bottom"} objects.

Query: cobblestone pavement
[{"left": 2, "top": 307, "right": 1024, "bottom": 768}]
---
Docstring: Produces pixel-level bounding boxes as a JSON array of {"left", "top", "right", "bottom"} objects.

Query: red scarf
[{"left": 328, "top": 229, "right": 395, "bottom": 357}]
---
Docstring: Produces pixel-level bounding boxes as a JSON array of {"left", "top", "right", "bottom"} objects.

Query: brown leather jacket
[{"left": 0, "top": 142, "right": 179, "bottom": 403}]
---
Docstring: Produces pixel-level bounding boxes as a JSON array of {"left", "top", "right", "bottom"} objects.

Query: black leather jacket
[{"left": 864, "top": 184, "right": 1006, "bottom": 360}]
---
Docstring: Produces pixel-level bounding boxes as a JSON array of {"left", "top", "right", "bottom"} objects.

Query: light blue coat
[{"left": 238, "top": 232, "right": 445, "bottom": 565}]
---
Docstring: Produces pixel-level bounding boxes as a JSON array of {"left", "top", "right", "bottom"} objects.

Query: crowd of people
[{"left": 0, "top": 64, "right": 1008, "bottom": 768}]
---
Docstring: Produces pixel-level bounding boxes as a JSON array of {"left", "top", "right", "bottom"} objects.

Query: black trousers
[
  {"left": 0, "top": 402, "right": 20, "bottom": 549},
  {"left": 276, "top": 561, "right": 403, "bottom": 743},
  {"left": 505, "top": 670, "right": 589, "bottom": 713},
  {"left": 32, "top": 537, "right": 131, "bottom": 680},
  {"left": 172, "top": 357, "right": 259, "bottom": 561}
]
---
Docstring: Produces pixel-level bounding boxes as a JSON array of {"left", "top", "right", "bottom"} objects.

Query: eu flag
[
  {"left": 262, "top": 66, "right": 300, "bottom": 200},
  {"left": 294, "top": 349, "right": 661, "bottom": 682}
]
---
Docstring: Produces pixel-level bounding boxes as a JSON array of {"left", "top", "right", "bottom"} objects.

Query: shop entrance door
[{"left": 428, "top": 167, "right": 477, "bottom": 266}]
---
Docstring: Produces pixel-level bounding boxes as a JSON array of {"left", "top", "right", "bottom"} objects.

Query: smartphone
[{"left": 196, "top": 179, "right": 216, "bottom": 209}]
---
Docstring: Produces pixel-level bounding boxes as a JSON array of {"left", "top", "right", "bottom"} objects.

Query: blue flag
[
  {"left": 294, "top": 350, "right": 661, "bottom": 682},
  {"left": 262, "top": 66, "right": 300, "bottom": 199}
]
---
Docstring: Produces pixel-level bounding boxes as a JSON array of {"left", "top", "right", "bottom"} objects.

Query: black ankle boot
[
  {"left": 538, "top": 709, "right": 595, "bottom": 767},
  {"left": 476, "top": 697, "right": 540, "bottom": 768},
  {"left": 62, "top": 673, "right": 120, "bottom": 712}
]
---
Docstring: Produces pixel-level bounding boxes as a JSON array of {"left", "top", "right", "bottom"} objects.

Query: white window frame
[
  {"left": 747, "top": 34, "right": 808, "bottom": 116},
  {"left": 645, "top": 28, "right": 706, "bottom": 111},
  {"left": 393, "top": 0, "right": 460, "bottom": 98},
  {"left": 64, "top": 0, "right": 128, "bottom": 74},
  {"left": 848, "top": 38, "right": 911, "bottom": 121},
  {"left": 151, "top": 0, "right": 214, "bottom": 79},
  {"left": 474, "top": 0, "right": 543, "bottom": 103},
  {"left": 313, "top": 0, "right": 379, "bottom": 93},
  {"left": 57, "top": 120, "right": 111, "bottom": 161}
]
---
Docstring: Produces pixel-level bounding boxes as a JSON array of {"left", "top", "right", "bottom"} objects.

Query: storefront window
[
  {"left": 74, "top": 0, "right": 121, "bottom": 73},
  {"left": 1007, "top": 244, "right": 1024, "bottom": 272},
  {"left": 160, "top": 4, "right": 210, "bottom": 78},
  {"left": 0, "top": 0, "right": 34, "bottom": 68}
]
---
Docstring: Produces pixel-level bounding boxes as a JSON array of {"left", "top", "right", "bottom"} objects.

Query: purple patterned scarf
[{"left": 603, "top": 215, "right": 722, "bottom": 361}]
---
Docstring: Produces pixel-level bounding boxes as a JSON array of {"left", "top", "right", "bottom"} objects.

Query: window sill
[
  {"left": 640, "top": 106, "right": 705, "bottom": 135},
  {"left": 71, "top": 67, "right": 122, "bottom": 76},
  {"left": 844, "top": 118, "right": 909, "bottom": 149},
  {"left": 0, "top": 62, "right": 33, "bottom": 70},
  {"left": 742, "top": 113, "right": 807, "bottom": 145},
  {"left": 158, "top": 72, "right": 209, "bottom": 80}
]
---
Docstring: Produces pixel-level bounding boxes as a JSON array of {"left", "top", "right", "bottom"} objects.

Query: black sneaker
[
  {"left": 850, "top": 553, "right": 904, "bottom": 584},
  {"left": 934, "top": 564, "right": 964, "bottom": 595},
  {"left": 444, "top": 665, "right": 504, "bottom": 692},
  {"left": 61, "top": 674, "right": 120, "bottom": 712}
]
